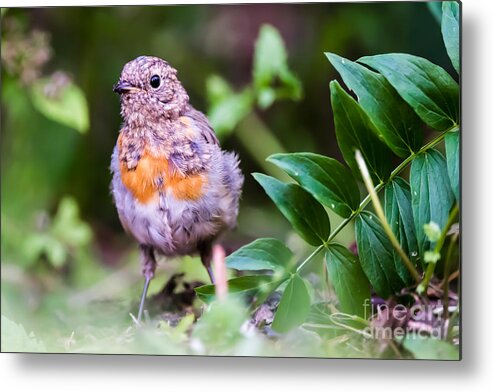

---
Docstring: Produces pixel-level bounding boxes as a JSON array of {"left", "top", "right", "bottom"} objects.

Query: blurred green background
[{"left": 1, "top": 3, "right": 454, "bottom": 354}]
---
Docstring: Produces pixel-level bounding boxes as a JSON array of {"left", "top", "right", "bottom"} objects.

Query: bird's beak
[{"left": 113, "top": 80, "right": 140, "bottom": 94}]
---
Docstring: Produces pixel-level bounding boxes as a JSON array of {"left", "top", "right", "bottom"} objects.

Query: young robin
[{"left": 111, "top": 56, "right": 243, "bottom": 322}]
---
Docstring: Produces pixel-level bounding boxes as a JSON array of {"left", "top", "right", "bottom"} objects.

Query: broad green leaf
[
  {"left": 403, "top": 335, "right": 459, "bottom": 360},
  {"left": 253, "top": 24, "right": 302, "bottom": 106},
  {"left": 326, "top": 53, "right": 422, "bottom": 156},
  {"left": 271, "top": 274, "right": 311, "bottom": 333},
  {"left": 330, "top": 80, "right": 394, "bottom": 183},
  {"left": 1, "top": 315, "right": 46, "bottom": 352},
  {"left": 445, "top": 130, "right": 460, "bottom": 201},
  {"left": 442, "top": 2, "right": 460, "bottom": 74},
  {"left": 355, "top": 212, "right": 408, "bottom": 298},
  {"left": 195, "top": 275, "right": 275, "bottom": 303},
  {"left": 267, "top": 152, "right": 360, "bottom": 217},
  {"left": 384, "top": 177, "right": 418, "bottom": 284},
  {"left": 31, "top": 77, "right": 89, "bottom": 133},
  {"left": 253, "top": 173, "right": 331, "bottom": 246},
  {"left": 226, "top": 238, "right": 293, "bottom": 272},
  {"left": 359, "top": 54, "right": 459, "bottom": 131},
  {"left": 410, "top": 149, "right": 454, "bottom": 255},
  {"left": 325, "top": 244, "right": 371, "bottom": 318}
]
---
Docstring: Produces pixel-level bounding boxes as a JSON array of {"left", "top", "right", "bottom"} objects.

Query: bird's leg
[
  {"left": 199, "top": 242, "right": 215, "bottom": 284},
  {"left": 137, "top": 244, "right": 156, "bottom": 324}
]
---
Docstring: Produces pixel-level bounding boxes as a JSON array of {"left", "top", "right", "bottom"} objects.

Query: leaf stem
[
  {"left": 418, "top": 203, "right": 459, "bottom": 293},
  {"left": 355, "top": 150, "right": 421, "bottom": 283},
  {"left": 296, "top": 125, "right": 458, "bottom": 274}
]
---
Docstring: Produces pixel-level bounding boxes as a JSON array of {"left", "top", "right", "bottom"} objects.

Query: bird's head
[{"left": 114, "top": 56, "right": 189, "bottom": 125}]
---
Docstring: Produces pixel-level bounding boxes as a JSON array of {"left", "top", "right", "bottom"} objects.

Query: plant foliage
[{"left": 196, "top": 4, "right": 461, "bottom": 359}]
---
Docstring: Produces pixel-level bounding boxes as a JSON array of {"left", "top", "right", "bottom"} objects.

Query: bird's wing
[{"left": 182, "top": 106, "right": 220, "bottom": 145}]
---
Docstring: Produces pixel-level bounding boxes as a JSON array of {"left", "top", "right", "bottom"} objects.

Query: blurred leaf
[
  {"left": 359, "top": 54, "right": 459, "bottom": 131},
  {"left": 326, "top": 53, "right": 422, "bottom": 157},
  {"left": 253, "top": 173, "right": 331, "bottom": 246},
  {"left": 206, "top": 74, "right": 233, "bottom": 103},
  {"left": 20, "top": 197, "right": 92, "bottom": 268},
  {"left": 253, "top": 24, "right": 287, "bottom": 87},
  {"left": 192, "top": 298, "right": 248, "bottom": 353},
  {"left": 268, "top": 152, "right": 360, "bottom": 217},
  {"left": 424, "top": 221, "right": 442, "bottom": 243},
  {"left": 271, "top": 274, "right": 311, "bottom": 333},
  {"left": 410, "top": 149, "right": 454, "bottom": 255},
  {"left": 1, "top": 315, "right": 46, "bottom": 352},
  {"left": 52, "top": 197, "right": 92, "bottom": 246},
  {"left": 226, "top": 238, "right": 293, "bottom": 272},
  {"left": 355, "top": 212, "right": 408, "bottom": 298},
  {"left": 253, "top": 24, "right": 302, "bottom": 107},
  {"left": 442, "top": 1, "right": 460, "bottom": 74},
  {"left": 207, "top": 79, "right": 253, "bottom": 138},
  {"left": 325, "top": 244, "right": 370, "bottom": 318},
  {"left": 445, "top": 130, "right": 460, "bottom": 200},
  {"left": 384, "top": 177, "right": 418, "bottom": 283},
  {"left": 427, "top": 2, "right": 443, "bottom": 24},
  {"left": 257, "top": 87, "right": 276, "bottom": 109},
  {"left": 195, "top": 275, "right": 275, "bottom": 303},
  {"left": 403, "top": 335, "right": 459, "bottom": 360},
  {"left": 330, "top": 80, "right": 394, "bottom": 182},
  {"left": 31, "top": 77, "right": 89, "bottom": 133}
]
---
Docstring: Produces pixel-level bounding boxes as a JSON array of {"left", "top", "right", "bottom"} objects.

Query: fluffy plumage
[{"left": 110, "top": 56, "right": 243, "bottom": 319}]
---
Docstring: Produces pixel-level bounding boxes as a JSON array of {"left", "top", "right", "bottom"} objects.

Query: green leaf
[
  {"left": 325, "top": 244, "right": 371, "bottom": 318},
  {"left": 330, "top": 80, "right": 394, "bottom": 183},
  {"left": 267, "top": 152, "right": 360, "bottom": 218},
  {"left": 355, "top": 212, "right": 408, "bottom": 298},
  {"left": 403, "top": 335, "right": 459, "bottom": 360},
  {"left": 226, "top": 238, "right": 293, "bottom": 272},
  {"left": 326, "top": 53, "right": 422, "bottom": 157},
  {"left": 445, "top": 130, "right": 460, "bottom": 201},
  {"left": 253, "top": 173, "right": 331, "bottom": 246},
  {"left": 384, "top": 177, "right": 419, "bottom": 284},
  {"left": 271, "top": 274, "right": 311, "bottom": 333},
  {"left": 359, "top": 54, "right": 459, "bottom": 131},
  {"left": 206, "top": 74, "right": 234, "bottom": 104},
  {"left": 207, "top": 82, "right": 254, "bottom": 139},
  {"left": 410, "top": 149, "right": 454, "bottom": 255},
  {"left": 192, "top": 298, "right": 248, "bottom": 353},
  {"left": 31, "top": 77, "right": 89, "bottom": 133},
  {"left": 442, "top": 2, "right": 460, "bottom": 74},
  {"left": 52, "top": 197, "right": 92, "bottom": 246},
  {"left": 253, "top": 24, "right": 302, "bottom": 107},
  {"left": 195, "top": 275, "right": 275, "bottom": 303},
  {"left": 1, "top": 315, "right": 46, "bottom": 352},
  {"left": 253, "top": 24, "right": 288, "bottom": 88}
]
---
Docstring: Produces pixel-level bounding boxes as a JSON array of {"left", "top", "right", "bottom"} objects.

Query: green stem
[
  {"left": 355, "top": 150, "right": 421, "bottom": 283},
  {"left": 296, "top": 125, "right": 458, "bottom": 274},
  {"left": 418, "top": 203, "right": 459, "bottom": 293}
]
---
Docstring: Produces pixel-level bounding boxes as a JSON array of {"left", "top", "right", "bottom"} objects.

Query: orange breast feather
[{"left": 120, "top": 149, "right": 206, "bottom": 204}]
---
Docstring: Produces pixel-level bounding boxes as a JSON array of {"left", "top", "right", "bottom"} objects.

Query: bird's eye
[{"left": 150, "top": 75, "right": 161, "bottom": 88}]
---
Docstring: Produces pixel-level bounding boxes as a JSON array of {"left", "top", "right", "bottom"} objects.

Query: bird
[{"left": 110, "top": 55, "right": 243, "bottom": 323}]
